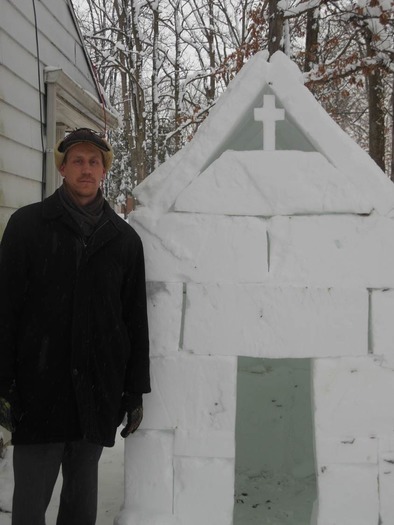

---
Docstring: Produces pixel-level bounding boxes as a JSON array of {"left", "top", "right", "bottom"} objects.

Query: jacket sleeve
[
  {"left": 121, "top": 235, "right": 151, "bottom": 396},
  {"left": 0, "top": 212, "right": 29, "bottom": 398}
]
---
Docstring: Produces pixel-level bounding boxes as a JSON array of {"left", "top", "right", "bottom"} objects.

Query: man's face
[{"left": 60, "top": 142, "right": 106, "bottom": 205}]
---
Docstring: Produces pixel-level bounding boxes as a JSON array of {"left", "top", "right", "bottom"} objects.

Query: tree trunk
[
  {"left": 130, "top": 0, "right": 147, "bottom": 184},
  {"left": 113, "top": 0, "right": 135, "bottom": 162},
  {"left": 391, "top": 73, "right": 394, "bottom": 181},
  {"left": 268, "top": 0, "right": 283, "bottom": 57},
  {"left": 173, "top": 0, "right": 182, "bottom": 153},
  {"left": 150, "top": 1, "right": 159, "bottom": 170},
  {"left": 365, "top": 29, "right": 386, "bottom": 172},
  {"left": 304, "top": 8, "right": 320, "bottom": 73},
  {"left": 206, "top": 0, "right": 216, "bottom": 102}
]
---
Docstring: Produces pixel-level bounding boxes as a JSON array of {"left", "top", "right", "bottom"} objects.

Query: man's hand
[
  {"left": 118, "top": 392, "right": 143, "bottom": 438},
  {"left": 0, "top": 385, "right": 23, "bottom": 433},
  {"left": 120, "top": 406, "right": 143, "bottom": 438},
  {"left": 0, "top": 397, "right": 17, "bottom": 433}
]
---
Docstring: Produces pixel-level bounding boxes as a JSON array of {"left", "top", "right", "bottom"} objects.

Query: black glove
[
  {"left": 120, "top": 406, "right": 143, "bottom": 438},
  {"left": 0, "top": 389, "right": 23, "bottom": 433},
  {"left": 118, "top": 392, "right": 143, "bottom": 438}
]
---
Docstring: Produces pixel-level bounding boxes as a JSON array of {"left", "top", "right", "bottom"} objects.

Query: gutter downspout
[{"left": 45, "top": 74, "right": 57, "bottom": 198}]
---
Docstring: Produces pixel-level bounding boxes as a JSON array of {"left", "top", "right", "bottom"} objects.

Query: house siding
[{"left": 0, "top": 0, "right": 102, "bottom": 234}]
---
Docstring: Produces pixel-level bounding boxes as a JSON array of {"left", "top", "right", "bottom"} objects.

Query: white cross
[{"left": 254, "top": 95, "right": 285, "bottom": 151}]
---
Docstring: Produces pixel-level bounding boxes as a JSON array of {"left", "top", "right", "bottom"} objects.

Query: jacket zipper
[{"left": 79, "top": 219, "right": 110, "bottom": 249}]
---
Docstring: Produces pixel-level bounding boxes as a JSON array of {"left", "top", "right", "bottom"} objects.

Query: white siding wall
[{"left": 0, "top": 0, "right": 100, "bottom": 235}]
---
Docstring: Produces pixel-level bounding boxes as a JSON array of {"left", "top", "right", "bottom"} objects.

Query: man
[{"left": 0, "top": 128, "right": 150, "bottom": 525}]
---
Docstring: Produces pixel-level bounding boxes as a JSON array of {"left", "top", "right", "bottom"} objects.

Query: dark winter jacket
[{"left": 0, "top": 190, "right": 150, "bottom": 447}]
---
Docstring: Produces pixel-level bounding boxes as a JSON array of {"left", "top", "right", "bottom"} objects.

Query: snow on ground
[
  {"left": 234, "top": 469, "right": 316, "bottom": 525},
  {"left": 0, "top": 433, "right": 124, "bottom": 525}
]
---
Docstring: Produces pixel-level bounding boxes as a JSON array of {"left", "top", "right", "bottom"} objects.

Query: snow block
[
  {"left": 0, "top": 445, "right": 12, "bottom": 514},
  {"left": 174, "top": 429, "right": 235, "bottom": 459},
  {"left": 141, "top": 355, "right": 237, "bottom": 432},
  {"left": 313, "top": 357, "right": 394, "bottom": 438},
  {"left": 124, "top": 430, "right": 174, "bottom": 513},
  {"left": 371, "top": 289, "right": 394, "bottom": 367},
  {"left": 115, "top": 510, "right": 180, "bottom": 525},
  {"left": 140, "top": 357, "right": 173, "bottom": 429},
  {"left": 314, "top": 436, "right": 378, "bottom": 468},
  {"left": 378, "top": 435, "right": 394, "bottom": 453},
  {"left": 173, "top": 457, "right": 235, "bottom": 525},
  {"left": 174, "top": 151, "right": 372, "bottom": 216},
  {"left": 129, "top": 209, "right": 268, "bottom": 283},
  {"left": 183, "top": 284, "right": 368, "bottom": 358},
  {"left": 147, "top": 282, "right": 183, "bottom": 356},
  {"left": 316, "top": 464, "right": 379, "bottom": 525},
  {"left": 378, "top": 446, "right": 394, "bottom": 524},
  {"left": 269, "top": 215, "right": 394, "bottom": 287}
]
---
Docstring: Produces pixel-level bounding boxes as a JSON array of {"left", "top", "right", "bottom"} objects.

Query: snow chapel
[{"left": 117, "top": 51, "right": 394, "bottom": 525}]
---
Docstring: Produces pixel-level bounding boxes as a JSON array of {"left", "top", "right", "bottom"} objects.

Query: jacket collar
[
  {"left": 42, "top": 189, "right": 123, "bottom": 232},
  {"left": 42, "top": 190, "right": 125, "bottom": 258}
]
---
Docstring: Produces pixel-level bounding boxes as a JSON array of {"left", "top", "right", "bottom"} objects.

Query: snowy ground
[
  {"left": 0, "top": 434, "right": 125, "bottom": 525},
  {"left": 234, "top": 469, "right": 316, "bottom": 525}
]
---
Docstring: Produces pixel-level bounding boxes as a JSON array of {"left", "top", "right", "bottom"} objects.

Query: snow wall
[{"left": 117, "top": 51, "right": 394, "bottom": 525}]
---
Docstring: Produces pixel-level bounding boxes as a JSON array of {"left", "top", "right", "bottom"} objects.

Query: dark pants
[{"left": 12, "top": 441, "right": 103, "bottom": 525}]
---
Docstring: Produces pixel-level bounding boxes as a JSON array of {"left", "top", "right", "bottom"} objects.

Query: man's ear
[{"left": 59, "top": 163, "right": 66, "bottom": 177}]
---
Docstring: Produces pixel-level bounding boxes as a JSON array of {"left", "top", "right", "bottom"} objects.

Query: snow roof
[{"left": 133, "top": 51, "right": 394, "bottom": 217}]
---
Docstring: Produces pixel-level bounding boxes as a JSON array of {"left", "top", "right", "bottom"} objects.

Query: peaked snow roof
[
  {"left": 133, "top": 51, "right": 394, "bottom": 216},
  {"left": 173, "top": 151, "right": 373, "bottom": 216}
]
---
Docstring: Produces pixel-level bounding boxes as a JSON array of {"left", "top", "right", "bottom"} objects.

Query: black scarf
[{"left": 58, "top": 182, "right": 105, "bottom": 240}]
